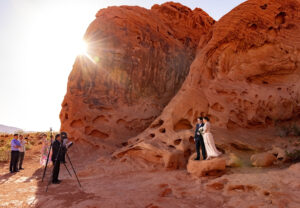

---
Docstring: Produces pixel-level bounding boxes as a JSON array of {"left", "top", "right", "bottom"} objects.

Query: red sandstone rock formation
[
  {"left": 250, "top": 152, "right": 277, "bottom": 167},
  {"left": 187, "top": 154, "right": 226, "bottom": 177},
  {"left": 115, "top": 0, "right": 300, "bottom": 167},
  {"left": 60, "top": 2, "right": 214, "bottom": 146}
]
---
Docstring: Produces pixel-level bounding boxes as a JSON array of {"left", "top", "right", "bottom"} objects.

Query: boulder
[
  {"left": 187, "top": 153, "right": 226, "bottom": 177},
  {"left": 250, "top": 152, "right": 277, "bottom": 167},
  {"left": 116, "top": 0, "right": 300, "bottom": 165},
  {"left": 60, "top": 2, "right": 214, "bottom": 145}
]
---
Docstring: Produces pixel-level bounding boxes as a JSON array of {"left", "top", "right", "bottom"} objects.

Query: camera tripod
[{"left": 41, "top": 129, "right": 82, "bottom": 192}]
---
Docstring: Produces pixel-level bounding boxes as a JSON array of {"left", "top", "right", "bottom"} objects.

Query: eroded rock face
[
  {"left": 116, "top": 0, "right": 300, "bottom": 166},
  {"left": 195, "top": 0, "right": 300, "bottom": 129},
  {"left": 60, "top": 2, "right": 214, "bottom": 146}
]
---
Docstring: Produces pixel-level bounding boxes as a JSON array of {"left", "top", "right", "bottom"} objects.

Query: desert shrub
[
  {"left": 25, "top": 143, "right": 32, "bottom": 151},
  {"left": 28, "top": 140, "right": 35, "bottom": 145},
  {"left": 0, "top": 139, "right": 11, "bottom": 151},
  {"left": 5, "top": 143, "right": 10, "bottom": 149},
  {"left": 0, "top": 138, "right": 12, "bottom": 162},
  {"left": 0, "top": 147, "right": 10, "bottom": 162}
]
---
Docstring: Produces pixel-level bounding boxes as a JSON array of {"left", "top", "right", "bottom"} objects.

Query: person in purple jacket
[{"left": 9, "top": 133, "right": 21, "bottom": 173}]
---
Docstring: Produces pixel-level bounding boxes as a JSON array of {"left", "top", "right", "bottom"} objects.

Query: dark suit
[
  {"left": 51, "top": 140, "right": 66, "bottom": 183},
  {"left": 194, "top": 123, "right": 206, "bottom": 160},
  {"left": 10, "top": 151, "right": 19, "bottom": 172}
]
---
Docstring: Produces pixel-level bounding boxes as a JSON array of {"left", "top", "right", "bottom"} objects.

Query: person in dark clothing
[
  {"left": 51, "top": 134, "right": 66, "bottom": 184},
  {"left": 194, "top": 117, "right": 207, "bottom": 160}
]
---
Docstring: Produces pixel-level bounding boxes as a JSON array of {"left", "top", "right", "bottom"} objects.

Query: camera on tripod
[
  {"left": 42, "top": 130, "right": 81, "bottom": 192},
  {"left": 61, "top": 132, "right": 73, "bottom": 149}
]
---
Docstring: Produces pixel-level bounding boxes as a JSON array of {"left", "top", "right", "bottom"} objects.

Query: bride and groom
[{"left": 194, "top": 116, "right": 221, "bottom": 160}]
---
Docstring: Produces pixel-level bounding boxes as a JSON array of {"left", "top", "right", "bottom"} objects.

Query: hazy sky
[{"left": 0, "top": 0, "right": 246, "bottom": 131}]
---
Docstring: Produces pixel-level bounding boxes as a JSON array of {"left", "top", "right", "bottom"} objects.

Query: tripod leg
[
  {"left": 42, "top": 143, "right": 52, "bottom": 182},
  {"left": 46, "top": 176, "right": 52, "bottom": 192},
  {"left": 63, "top": 163, "right": 72, "bottom": 177},
  {"left": 66, "top": 153, "right": 82, "bottom": 187}
]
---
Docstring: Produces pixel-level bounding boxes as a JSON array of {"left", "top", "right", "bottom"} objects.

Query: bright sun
[
  {"left": 64, "top": 38, "right": 91, "bottom": 61},
  {"left": 73, "top": 39, "right": 96, "bottom": 63},
  {"left": 1, "top": 1, "right": 102, "bottom": 131},
  {"left": 78, "top": 40, "right": 87, "bottom": 55},
  {"left": 76, "top": 39, "right": 88, "bottom": 55}
]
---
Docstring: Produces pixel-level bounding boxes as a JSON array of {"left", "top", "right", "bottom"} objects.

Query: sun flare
[{"left": 77, "top": 39, "right": 88, "bottom": 55}]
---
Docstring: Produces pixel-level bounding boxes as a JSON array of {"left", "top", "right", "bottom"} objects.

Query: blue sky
[{"left": 0, "top": 0, "right": 246, "bottom": 131}]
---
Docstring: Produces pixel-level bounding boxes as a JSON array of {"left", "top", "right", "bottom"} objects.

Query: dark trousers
[
  {"left": 18, "top": 152, "right": 25, "bottom": 169},
  {"left": 195, "top": 136, "right": 207, "bottom": 160},
  {"left": 10, "top": 151, "right": 19, "bottom": 172},
  {"left": 52, "top": 160, "right": 61, "bottom": 182}
]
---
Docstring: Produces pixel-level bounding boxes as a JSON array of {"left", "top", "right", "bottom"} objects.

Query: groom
[{"left": 194, "top": 117, "right": 207, "bottom": 160}]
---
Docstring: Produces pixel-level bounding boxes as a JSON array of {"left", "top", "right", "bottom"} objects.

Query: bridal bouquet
[{"left": 197, "top": 127, "right": 204, "bottom": 135}]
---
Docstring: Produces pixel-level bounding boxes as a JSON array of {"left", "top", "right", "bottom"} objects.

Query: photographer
[{"left": 51, "top": 134, "right": 67, "bottom": 184}]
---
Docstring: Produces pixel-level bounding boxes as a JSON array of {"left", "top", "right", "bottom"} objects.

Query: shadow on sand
[
  {"left": 0, "top": 171, "right": 18, "bottom": 185},
  {"left": 30, "top": 145, "right": 101, "bottom": 208}
]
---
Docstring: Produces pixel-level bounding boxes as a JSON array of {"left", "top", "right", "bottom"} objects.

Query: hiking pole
[
  {"left": 42, "top": 128, "right": 53, "bottom": 182},
  {"left": 66, "top": 152, "right": 82, "bottom": 187}
]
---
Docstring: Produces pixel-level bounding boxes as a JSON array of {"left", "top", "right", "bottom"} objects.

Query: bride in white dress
[{"left": 202, "top": 117, "right": 222, "bottom": 159}]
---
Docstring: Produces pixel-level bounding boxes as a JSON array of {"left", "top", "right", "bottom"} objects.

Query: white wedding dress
[{"left": 203, "top": 122, "right": 222, "bottom": 158}]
